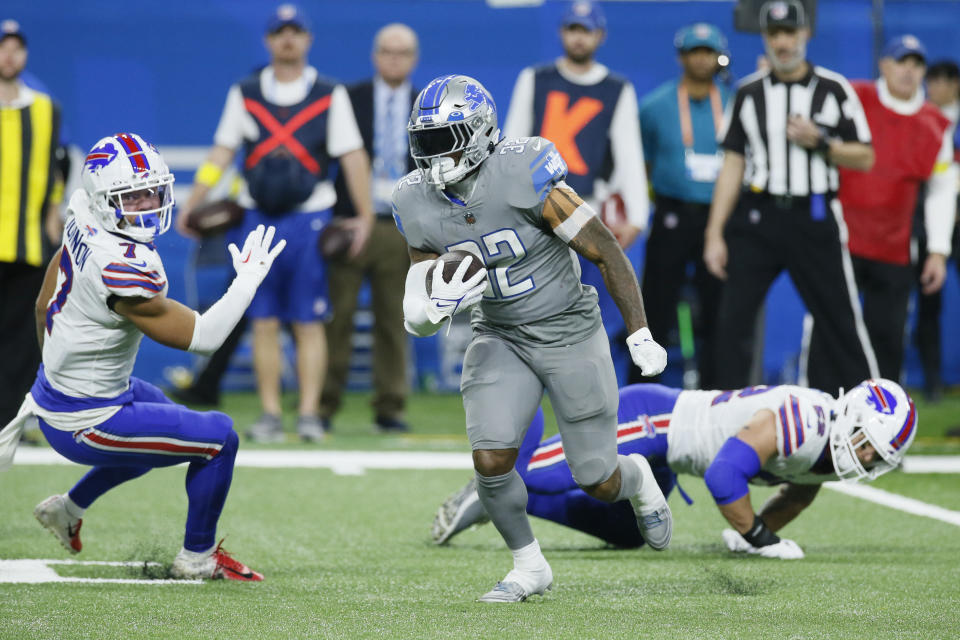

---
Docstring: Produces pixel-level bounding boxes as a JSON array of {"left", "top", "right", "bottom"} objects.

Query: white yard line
[
  {"left": 14, "top": 447, "right": 960, "bottom": 473},
  {"left": 0, "top": 559, "right": 202, "bottom": 584},
  {"left": 824, "top": 482, "right": 960, "bottom": 527},
  {"left": 12, "top": 447, "right": 475, "bottom": 473}
]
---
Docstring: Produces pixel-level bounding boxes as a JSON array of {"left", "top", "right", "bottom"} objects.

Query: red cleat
[{"left": 211, "top": 539, "right": 264, "bottom": 582}]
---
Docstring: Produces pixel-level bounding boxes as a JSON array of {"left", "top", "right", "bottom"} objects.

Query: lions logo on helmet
[
  {"left": 80, "top": 132, "right": 175, "bottom": 243},
  {"left": 829, "top": 379, "right": 917, "bottom": 482},
  {"left": 407, "top": 75, "right": 500, "bottom": 187}
]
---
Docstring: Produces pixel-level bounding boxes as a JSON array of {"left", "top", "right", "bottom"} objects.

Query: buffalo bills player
[
  {"left": 0, "top": 133, "right": 284, "bottom": 581},
  {"left": 394, "top": 74, "right": 669, "bottom": 602},
  {"left": 433, "top": 379, "right": 917, "bottom": 559}
]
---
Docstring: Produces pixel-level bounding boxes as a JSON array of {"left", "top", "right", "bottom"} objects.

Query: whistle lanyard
[{"left": 677, "top": 82, "right": 723, "bottom": 151}]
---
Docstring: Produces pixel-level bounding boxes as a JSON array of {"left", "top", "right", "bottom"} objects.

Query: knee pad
[{"left": 570, "top": 455, "right": 615, "bottom": 489}]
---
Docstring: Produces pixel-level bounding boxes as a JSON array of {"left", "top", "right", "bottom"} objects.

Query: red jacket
[{"left": 839, "top": 81, "right": 949, "bottom": 265}]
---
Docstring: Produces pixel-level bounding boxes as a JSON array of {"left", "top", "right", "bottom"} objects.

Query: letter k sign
[{"left": 541, "top": 91, "right": 604, "bottom": 175}]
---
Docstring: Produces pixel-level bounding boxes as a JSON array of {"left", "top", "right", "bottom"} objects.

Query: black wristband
[
  {"left": 742, "top": 514, "right": 780, "bottom": 547},
  {"left": 814, "top": 132, "right": 831, "bottom": 155}
]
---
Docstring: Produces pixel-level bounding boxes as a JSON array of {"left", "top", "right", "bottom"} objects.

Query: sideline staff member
[
  {"left": 704, "top": 0, "right": 878, "bottom": 395},
  {"left": 638, "top": 23, "right": 731, "bottom": 388},
  {"left": 0, "top": 20, "right": 63, "bottom": 425}
]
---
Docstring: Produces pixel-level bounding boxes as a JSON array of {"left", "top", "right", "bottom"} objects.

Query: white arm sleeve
[
  {"left": 403, "top": 260, "right": 445, "bottom": 337},
  {"left": 924, "top": 130, "right": 959, "bottom": 256},
  {"left": 187, "top": 272, "right": 260, "bottom": 355},
  {"left": 609, "top": 82, "right": 650, "bottom": 229},
  {"left": 503, "top": 67, "right": 536, "bottom": 140}
]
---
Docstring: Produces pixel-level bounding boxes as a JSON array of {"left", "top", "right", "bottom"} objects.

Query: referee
[{"left": 703, "top": 0, "right": 879, "bottom": 396}]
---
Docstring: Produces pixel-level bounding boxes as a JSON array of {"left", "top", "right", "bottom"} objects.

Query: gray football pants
[{"left": 461, "top": 327, "right": 620, "bottom": 488}]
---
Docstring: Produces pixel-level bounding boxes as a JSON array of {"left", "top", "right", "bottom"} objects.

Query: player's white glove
[
  {"left": 721, "top": 529, "right": 805, "bottom": 560},
  {"left": 425, "top": 256, "right": 488, "bottom": 324},
  {"left": 227, "top": 224, "right": 286, "bottom": 286},
  {"left": 626, "top": 327, "right": 668, "bottom": 376}
]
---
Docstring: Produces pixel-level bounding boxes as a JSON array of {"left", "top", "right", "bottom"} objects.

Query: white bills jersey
[
  {"left": 41, "top": 190, "right": 168, "bottom": 398},
  {"left": 668, "top": 385, "right": 837, "bottom": 485}
]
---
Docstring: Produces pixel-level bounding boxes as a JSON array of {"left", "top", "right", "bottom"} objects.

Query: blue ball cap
[
  {"left": 266, "top": 4, "right": 311, "bottom": 34},
  {"left": 561, "top": 1, "right": 606, "bottom": 32},
  {"left": 881, "top": 34, "right": 927, "bottom": 63},
  {"left": 674, "top": 23, "right": 727, "bottom": 53}
]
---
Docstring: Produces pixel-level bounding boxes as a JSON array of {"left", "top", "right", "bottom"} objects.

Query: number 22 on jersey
[{"left": 448, "top": 229, "right": 534, "bottom": 299}]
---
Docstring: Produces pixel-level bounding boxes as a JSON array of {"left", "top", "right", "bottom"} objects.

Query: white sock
[
  {"left": 178, "top": 545, "right": 216, "bottom": 561},
  {"left": 511, "top": 539, "right": 547, "bottom": 572},
  {"left": 63, "top": 494, "right": 85, "bottom": 519}
]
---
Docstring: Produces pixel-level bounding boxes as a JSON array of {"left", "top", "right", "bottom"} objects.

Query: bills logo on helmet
[
  {"left": 866, "top": 381, "right": 897, "bottom": 415},
  {"left": 85, "top": 142, "right": 118, "bottom": 173}
]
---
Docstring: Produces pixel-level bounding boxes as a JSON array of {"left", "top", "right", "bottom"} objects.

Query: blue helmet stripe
[{"left": 419, "top": 74, "right": 458, "bottom": 110}]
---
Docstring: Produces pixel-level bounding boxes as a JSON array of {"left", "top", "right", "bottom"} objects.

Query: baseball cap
[
  {"left": 759, "top": 0, "right": 807, "bottom": 30},
  {"left": 266, "top": 4, "right": 311, "bottom": 34},
  {"left": 674, "top": 23, "right": 727, "bottom": 53},
  {"left": 0, "top": 19, "right": 26, "bottom": 46},
  {"left": 881, "top": 35, "right": 927, "bottom": 63},
  {"left": 561, "top": 1, "right": 606, "bottom": 32}
]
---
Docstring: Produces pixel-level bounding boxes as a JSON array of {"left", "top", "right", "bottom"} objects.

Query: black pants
[
  {"left": 0, "top": 262, "right": 45, "bottom": 425},
  {"left": 716, "top": 193, "right": 875, "bottom": 396},
  {"left": 635, "top": 196, "right": 722, "bottom": 387},
  {"left": 915, "top": 225, "right": 960, "bottom": 392}
]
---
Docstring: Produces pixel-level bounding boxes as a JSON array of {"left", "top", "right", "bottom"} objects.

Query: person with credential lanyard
[{"left": 637, "top": 23, "right": 732, "bottom": 388}]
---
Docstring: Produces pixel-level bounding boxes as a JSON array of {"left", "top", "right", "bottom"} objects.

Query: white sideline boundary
[
  {"left": 11, "top": 448, "right": 960, "bottom": 530},
  {"left": 824, "top": 482, "right": 960, "bottom": 528},
  {"left": 13, "top": 448, "right": 960, "bottom": 473},
  {"left": 0, "top": 559, "right": 202, "bottom": 584}
]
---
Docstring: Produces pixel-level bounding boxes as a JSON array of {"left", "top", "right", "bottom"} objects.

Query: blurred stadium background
[{"left": 8, "top": 0, "right": 960, "bottom": 391}]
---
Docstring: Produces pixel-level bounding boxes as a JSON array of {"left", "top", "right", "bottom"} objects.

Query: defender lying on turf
[{"left": 433, "top": 380, "right": 917, "bottom": 558}]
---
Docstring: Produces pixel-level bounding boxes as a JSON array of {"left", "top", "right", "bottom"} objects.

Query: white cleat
[
  {"left": 34, "top": 494, "right": 82, "bottom": 554},
  {"left": 431, "top": 477, "right": 490, "bottom": 545},
  {"left": 477, "top": 565, "right": 553, "bottom": 603},
  {"left": 627, "top": 454, "right": 673, "bottom": 550}
]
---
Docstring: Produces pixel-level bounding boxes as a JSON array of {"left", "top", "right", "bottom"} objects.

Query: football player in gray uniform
[
  {"left": 432, "top": 379, "right": 917, "bottom": 560},
  {"left": 393, "top": 74, "right": 669, "bottom": 602}
]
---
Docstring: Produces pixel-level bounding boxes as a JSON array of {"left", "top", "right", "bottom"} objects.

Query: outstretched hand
[{"left": 228, "top": 224, "right": 286, "bottom": 285}]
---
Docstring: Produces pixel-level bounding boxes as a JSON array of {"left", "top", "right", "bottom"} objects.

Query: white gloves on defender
[
  {"left": 626, "top": 327, "right": 668, "bottom": 376},
  {"left": 189, "top": 225, "right": 285, "bottom": 355},
  {"left": 721, "top": 529, "right": 805, "bottom": 560},
  {"left": 425, "top": 256, "right": 488, "bottom": 324},
  {"left": 227, "top": 224, "right": 287, "bottom": 285}
]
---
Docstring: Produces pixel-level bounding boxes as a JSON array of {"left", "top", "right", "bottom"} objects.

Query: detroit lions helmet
[
  {"left": 408, "top": 74, "right": 500, "bottom": 187},
  {"left": 829, "top": 379, "right": 917, "bottom": 482},
  {"left": 81, "top": 133, "right": 175, "bottom": 242}
]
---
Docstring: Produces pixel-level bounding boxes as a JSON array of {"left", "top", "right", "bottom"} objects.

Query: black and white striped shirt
[{"left": 719, "top": 64, "right": 872, "bottom": 197}]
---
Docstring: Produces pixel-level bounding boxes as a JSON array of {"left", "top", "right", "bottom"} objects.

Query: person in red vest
[
  {"left": 831, "top": 35, "right": 958, "bottom": 380},
  {"left": 177, "top": 4, "right": 375, "bottom": 443}
]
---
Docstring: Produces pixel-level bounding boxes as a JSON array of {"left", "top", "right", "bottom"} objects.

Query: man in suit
[{"left": 323, "top": 23, "right": 419, "bottom": 433}]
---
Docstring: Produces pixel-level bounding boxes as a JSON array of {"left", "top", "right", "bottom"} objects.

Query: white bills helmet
[
  {"left": 81, "top": 133, "right": 175, "bottom": 242},
  {"left": 408, "top": 74, "right": 500, "bottom": 187},
  {"left": 830, "top": 379, "right": 917, "bottom": 482}
]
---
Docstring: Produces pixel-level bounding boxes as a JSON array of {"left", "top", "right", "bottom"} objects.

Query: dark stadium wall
[{"left": 6, "top": 0, "right": 959, "bottom": 387}]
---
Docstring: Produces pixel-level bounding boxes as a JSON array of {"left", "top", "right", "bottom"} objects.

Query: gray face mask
[{"left": 764, "top": 37, "right": 807, "bottom": 74}]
